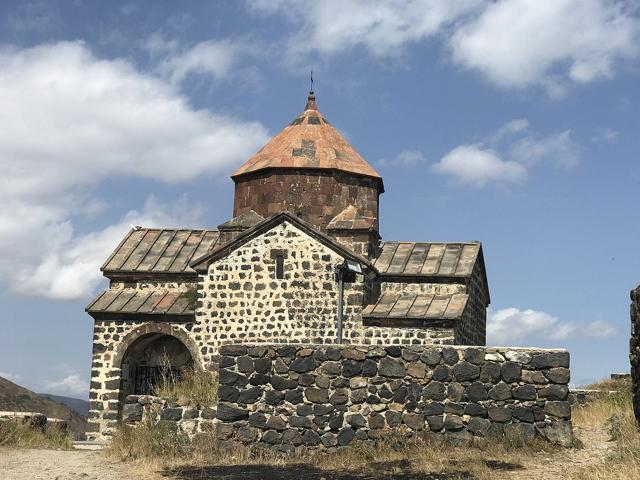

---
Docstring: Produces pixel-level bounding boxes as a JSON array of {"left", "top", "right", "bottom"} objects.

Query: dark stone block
[
  {"left": 290, "top": 416, "right": 314, "bottom": 428},
  {"left": 305, "top": 387, "right": 329, "bottom": 403},
  {"left": 329, "top": 412, "right": 344, "bottom": 430},
  {"left": 424, "top": 402, "right": 445, "bottom": 416},
  {"left": 545, "top": 367, "right": 570, "bottom": 384},
  {"left": 378, "top": 357, "right": 406, "bottom": 378},
  {"left": 480, "top": 362, "right": 501, "bottom": 383},
  {"left": 427, "top": 415, "right": 444, "bottom": 431},
  {"left": 302, "top": 430, "right": 321, "bottom": 446},
  {"left": 445, "top": 430, "right": 473, "bottom": 446},
  {"left": 266, "top": 416, "right": 287, "bottom": 431},
  {"left": 290, "top": 356, "right": 316, "bottom": 373},
  {"left": 378, "top": 384, "right": 393, "bottom": 399},
  {"left": 465, "top": 382, "right": 488, "bottom": 402},
  {"left": 393, "top": 385, "right": 408, "bottom": 403},
  {"left": 322, "top": 361, "right": 342, "bottom": 376},
  {"left": 433, "top": 365, "right": 452, "bottom": 382},
  {"left": 369, "top": 412, "right": 385, "bottom": 429},
  {"left": 262, "top": 430, "right": 282, "bottom": 444},
  {"left": 253, "top": 358, "right": 272, "bottom": 374},
  {"left": 442, "top": 347, "right": 459, "bottom": 365},
  {"left": 539, "top": 384, "right": 568, "bottom": 401},
  {"left": 489, "top": 382, "right": 512, "bottom": 401},
  {"left": 284, "top": 389, "right": 303, "bottom": 404},
  {"left": 249, "top": 373, "right": 270, "bottom": 386},
  {"left": 161, "top": 408, "right": 183, "bottom": 421},
  {"left": 464, "top": 403, "right": 487, "bottom": 417},
  {"left": 271, "top": 375, "right": 298, "bottom": 391},
  {"left": 362, "top": 359, "right": 378, "bottom": 377},
  {"left": 238, "top": 386, "right": 263, "bottom": 404},
  {"left": 464, "top": 348, "right": 484, "bottom": 365},
  {"left": 513, "top": 385, "right": 537, "bottom": 401},
  {"left": 220, "top": 370, "right": 248, "bottom": 386},
  {"left": 298, "top": 374, "right": 316, "bottom": 386},
  {"left": 219, "top": 356, "right": 236, "bottom": 368},
  {"left": 325, "top": 347, "right": 342, "bottom": 361},
  {"left": 545, "top": 401, "right": 571, "bottom": 419},
  {"left": 443, "top": 414, "right": 463, "bottom": 431},
  {"left": 183, "top": 408, "right": 198, "bottom": 419},
  {"left": 265, "top": 390, "right": 284, "bottom": 405},
  {"left": 385, "top": 410, "right": 402, "bottom": 427},
  {"left": 314, "top": 415, "right": 329, "bottom": 428},
  {"left": 219, "top": 345, "right": 248, "bottom": 356},
  {"left": 236, "top": 356, "right": 254, "bottom": 373},
  {"left": 297, "top": 404, "right": 313, "bottom": 416},
  {"left": 218, "top": 385, "right": 240, "bottom": 402},
  {"left": 314, "top": 404, "right": 334, "bottom": 415},
  {"left": 501, "top": 362, "right": 522, "bottom": 383},
  {"left": 444, "top": 403, "right": 465, "bottom": 415},
  {"left": 277, "top": 345, "right": 297, "bottom": 359},
  {"left": 202, "top": 408, "right": 217, "bottom": 420},
  {"left": 513, "top": 407, "right": 534, "bottom": 423},
  {"left": 531, "top": 352, "right": 570, "bottom": 369},
  {"left": 104, "top": 380, "right": 119, "bottom": 390},
  {"left": 385, "top": 346, "right": 402, "bottom": 357},
  {"left": 341, "top": 360, "right": 362, "bottom": 378},
  {"left": 337, "top": 427, "right": 356, "bottom": 445},
  {"left": 420, "top": 349, "right": 441, "bottom": 366},
  {"left": 488, "top": 406, "right": 512, "bottom": 422},
  {"left": 321, "top": 432, "right": 338, "bottom": 447},
  {"left": 330, "top": 390, "right": 349, "bottom": 405},
  {"left": 454, "top": 362, "right": 480, "bottom": 382},
  {"left": 121, "top": 403, "right": 142, "bottom": 423},
  {"left": 447, "top": 383, "right": 465, "bottom": 402},
  {"left": 217, "top": 403, "right": 248, "bottom": 422},
  {"left": 237, "top": 426, "right": 259, "bottom": 443},
  {"left": 249, "top": 412, "right": 267, "bottom": 429},
  {"left": 282, "top": 429, "right": 303, "bottom": 446},
  {"left": 423, "top": 381, "right": 446, "bottom": 401},
  {"left": 467, "top": 417, "right": 491, "bottom": 436}
]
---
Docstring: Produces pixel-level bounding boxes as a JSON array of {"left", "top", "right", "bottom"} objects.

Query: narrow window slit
[{"left": 275, "top": 254, "right": 284, "bottom": 279}]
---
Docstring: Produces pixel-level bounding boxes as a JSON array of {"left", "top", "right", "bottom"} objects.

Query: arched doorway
[{"left": 119, "top": 333, "right": 194, "bottom": 399}]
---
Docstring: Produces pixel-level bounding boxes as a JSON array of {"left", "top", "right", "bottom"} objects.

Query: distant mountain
[
  {"left": 38, "top": 393, "right": 89, "bottom": 417},
  {"left": 0, "top": 376, "right": 87, "bottom": 439}
]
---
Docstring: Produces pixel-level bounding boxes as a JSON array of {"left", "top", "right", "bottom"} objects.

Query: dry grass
[
  {"left": 153, "top": 366, "right": 218, "bottom": 408},
  {"left": 0, "top": 419, "right": 72, "bottom": 449}
]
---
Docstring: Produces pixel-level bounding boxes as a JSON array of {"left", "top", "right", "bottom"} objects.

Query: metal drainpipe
[{"left": 337, "top": 269, "right": 344, "bottom": 344}]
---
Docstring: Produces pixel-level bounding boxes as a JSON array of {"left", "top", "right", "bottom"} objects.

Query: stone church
[{"left": 85, "top": 92, "right": 490, "bottom": 439}]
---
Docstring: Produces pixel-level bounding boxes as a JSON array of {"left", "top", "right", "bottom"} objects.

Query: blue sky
[{"left": 0, "top": 0, "right": 638, "bottom": 398}]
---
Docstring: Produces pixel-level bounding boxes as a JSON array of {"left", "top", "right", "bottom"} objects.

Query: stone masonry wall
[
  {"left": 631, "top": 285, "right": 640, "bottom": 423},
  {"left": 195, "top": 222, "right": 451, "bottom": 367},
  {"left": 215, "top": 344, "right": 573, "bottom": 452}
]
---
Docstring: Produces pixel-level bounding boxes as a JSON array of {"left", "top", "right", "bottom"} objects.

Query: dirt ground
[{"left": 0, "top": 425, "right": 612, "bottom": 480}]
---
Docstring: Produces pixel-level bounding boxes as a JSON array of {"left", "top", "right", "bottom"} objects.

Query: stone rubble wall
[
  {"left": 214, "top": 343, "right": 573, "bottom": 452},
  {"left": 631, "top": 285, "right": 640, "bottom": 423},
  {"left": 121, "top": 395, "right": 217, "bottom": 438}
]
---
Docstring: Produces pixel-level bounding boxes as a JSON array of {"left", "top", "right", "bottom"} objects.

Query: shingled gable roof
[
  {"left": 190, "top": 211, "right": 377, "bottom": 273},
  {"left": 231, "top": 92, "right": 383, "bottom": 189},
  {"left": 101, "top": 228, "right": 219, "bottom": 278}
]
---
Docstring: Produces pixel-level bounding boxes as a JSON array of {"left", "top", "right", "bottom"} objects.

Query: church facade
[{"left": 85, "top": 92, "right": 490, "bottom": 439}]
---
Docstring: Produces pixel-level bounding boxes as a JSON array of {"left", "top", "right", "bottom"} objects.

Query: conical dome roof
[{"left": 232, "top": 92, "right": 382, "bottom": 183}]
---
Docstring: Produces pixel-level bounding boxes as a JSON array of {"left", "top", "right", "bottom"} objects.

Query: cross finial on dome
[{"left": 305, "top": 70, "right": 317, "bottom": 111}]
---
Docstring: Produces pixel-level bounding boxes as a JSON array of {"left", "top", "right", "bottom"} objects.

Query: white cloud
[
  {"left": 43, "top": 374, "right": 87, "bottom": 397},
  {"left": 145, "top": 35, "right": 248, "bottom": 84},
  {"left": 592, "top": 127, "right": 620, "bottom": 143},
  {"left": 487, "top": 307, "right": 617, "bottom": 346},
  {"left": 433, "top": 119, "right": 578, "bottom": 186},
  {"left": 378, "top": 149, "right": 426, "bottom": 167},
  {"left": 248, "top": 0, "right": 481, "bottom": 60},
  {"left": 433, "top": 145, "right": 526, "bottom": 186},
  {"left": 0, "top": 41, "right": 269, "bottom": 300},
  {"left": 451, "top": 0, "right": 639, "bottom": 93},
  {"left": 249, "top": 0, "right": 640, "bottom": 92},
  {"left": 0, "top": 371, "right": 21, "bottom": 383}
]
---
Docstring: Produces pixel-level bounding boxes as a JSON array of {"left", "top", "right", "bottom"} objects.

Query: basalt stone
[
  {"left": 290, "top": 416, "right": 314, "bottom": 428},
  {"left": 314, "top": 404, "right": 334, "bottom": 415},
  {"left": 302, "top": 430, "right": 321, "bottom": 446},
  {"left": 424, "top": 402, "right": 445, "bottom": 416},
  {"left": 480, "top": 362, "right": 502, "bottom": 383},
  {"left": 443, "top": 414, "right": 463, "bottom": 431},
  {"left": 366, "top": 394, "right": 380, "bottom": 404},
  {"left": 249, "top": 412, "right": 267, "bottom": 429},
  {"left": 447, "top": 383, "right": 465, "bottom": 402},
  {"left": 298, "top": 374, "right": 316, "bottom": 387},
  {"left": 403, "top": 413, "right": 425, "bottom": 431},
  {"left": 489, "top": 382, "right": 512, "bottom": 401},
  {"left": 386, "top": 410, "right": 402, "bottom": 427},
  {"left": 464, "top": 403, "right": 487, "bottom": 417},
  {"left": 350, "top": 389, "right": 368, "bottom": 404},
  {"left": 337, "top": 427, "right": 356, "bottom": 446},
  {"left": 505, "top": 351, "right": 532, "bottom": 364},
  {"left": 522, "top": 370, "right": 548, "bottom": 384},
  {"left": 321, "top": 432, "right": 338, "bottom": 447},
  {"left": 220, "top": 345, "right": 247, "bottom": 356},
  {"left": 427, "top": 414, "right": 445, "bottom": 431},
  {"left": 282, "top": 429, "right": 303, "bottom": 446},
  {"left": 531, "top": 352, "right": 569, "bottom": 369},
  {"left": 316, "top": 375, "right": 331, "bottom": 389},
  {"left": 266, "top": 416, "right": 287, "bottom": 431},
  {"left": 219, "top": 356, "right": 236, "bottom": 368},
  {"left": 271, "top": 375, "right": 298, "bottom": 391},
  {"left": 501, "top": 362, "right": 522, "bottom": 383},
  {"left": 454, "top": 362, "right": 481, "bottom": 382},
  {"left": 379, "top": 358, "right": 406, "bottom": 378},
  {"left": 362, "top": 359, "right": 378, "bottom": 377},
  {"left": 216, "top": 423, "right": 234, "bottom": 440},
  {"left": 378, "top": 384, "right": 394, "bottom": 399},
  {"left": 513, "top": 385, "right": 537, "bottom": 401},
  {"left": 304, "top": 387, "right": 329, "bottom": 404},
  {"left": 464, "top": 348, "right": 485, "bottom": 365},
  {"left": 322, "top": 361, "right": 342, "bottom": 376},
  {"left": 407, "top": 362, "right": 427, "bottom": 379},
  {"left": 540, "top": 384, "right": 568, "bottom": 401},
  {"left": 401, "top": 349, "right": 420, "bottom": 362},
  {"left": 444, "top": 403, "right": 465, "bottom": 415},
  {"left": 467, "top": 417, "right": 491, "bottom": 436},
  {"left": 341, "top": 360, "right": 362, "bottom": 378},
  {"left": 284, "top": 389, "right": 304, "bottom": 404},
  {"left": 121, "top": 403, "right": 143, "bottom": 423},
  {"left": 545, "top": 367, "right": 570, "bottom": 384},
  {"left": 445, "top": 430, "right": 473, "bottom": 447},
  {"left": 513, "top": 407, "right": 535, "bottom": 423},
  {"left": 433, "top": 365, "right": 453, "bottom": 382},
  {"left": 262, "top": 430, "right": 282, "bottom": 444},
  {"left": 465, "top": 382, "right": 488, "bottom": 402},
  {"left": 342, "top": 349, "right": 366, "bottom": 361},
  {"left": 332, "top": 377, "right": 350, "bottom": 388},
  {"left": 369, "top": 412, "right": 385, "bottom": 429},
  {"left": 290, "top": 356, "right": 316, "bottom": 373},
  {"left": 248, "top": 346, "right": 269, "bottom": 358},
  {"left": 277, "top": 345, "right": 297, "bottom": 359},
  {"left": 347, "top": 413, "right": 367, "bottom": 428},
  {"left": 249, "top": 373, "right": 270, "bottom": 386},
  {"left": 237, "top": 426, "right": 259, "bottom": 443},
  {"left": 297, "top": 404, "right": 313, "bottom": 416},
  {"left": 219, "top": 370, "right": 248, "bottom": 386},
  {"left": 202, "top": 408, "right": 217, "bottom": 420},
  {"left": 183, "top": 408, "right": 199, "bottom": 419},
  {"left": 537, "top": 420, "right": 573, "bottom": 446},
  {"left": 161, "top": 408, "right": 183, "bottom": 421},
  {"left": 533, "top": 406, "right": 546, "bottom": 422},
  {"left": 423, "top": 381, "right": 446, "bottom": 401},
  {"left": 238, "top": 386, "right": 263, "bottom": 404},
  {"left": 217, "top": 403, "right": 248, "bottom": 422},
  {"left": 442, "top": 348, "right": 460, "bottom": 365},
  {"left": 488, "top": 406, "right": 512, "bottom": 423},
  {"left": 323, "top": 347, "right": 342, "bottom": 361},
  {"left": 504, "top": 423, "right": 535, "bottom": 444},
  {"left": 237, "top": 356, "right": 254, "bottom": 373},
  {"left": 393, "top": 385, "right": 408, "bottom": 403},
  {"left": 314, "top": 415, "right": 329, "bottom": 428},
  {"left": 545, "top": 401, "right": 571, "bottom": 419},
  {"left": 385, "top": 346, "right": 402, "bottom": 357},
  {"left": 329, "top": 412, "right": 344, "bottom": 429},
  {"left": 488, "top": 423, "right": 505, "bottom": 439},
  {"left": 252, "top": 358, "right": 271, "bottom": 374},
  {"left": 420, "top": 349, "right": 441, "bottom": 366},
  {"left": 265, "top": 390, "right": 284, "bottom": 405}
]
